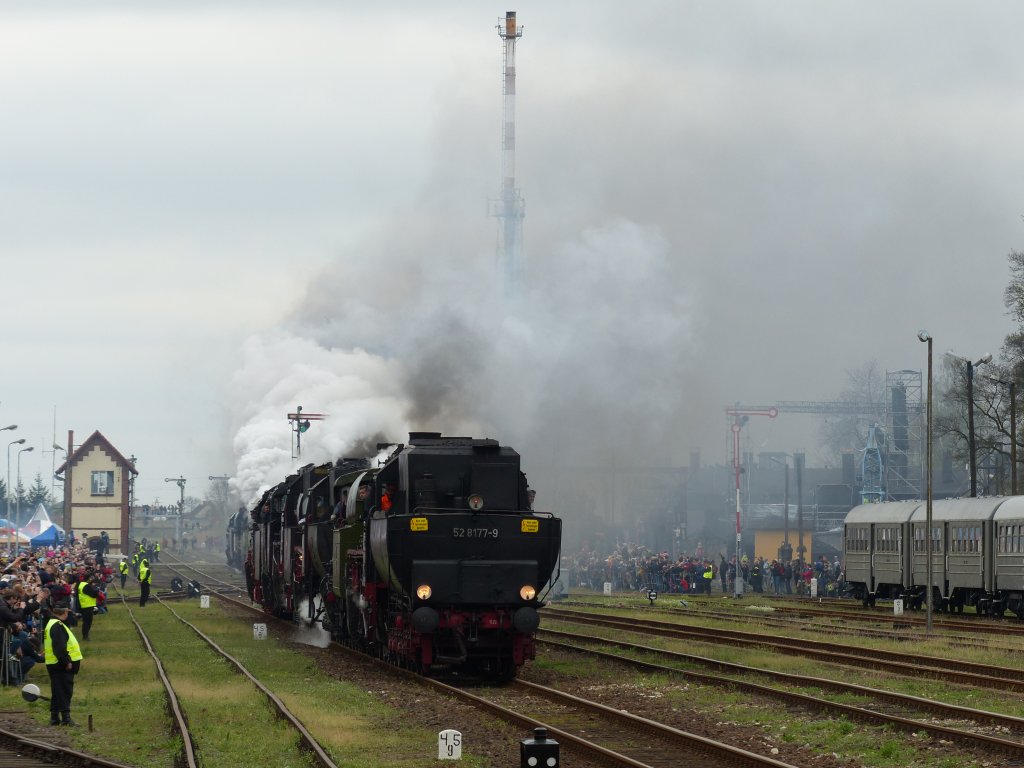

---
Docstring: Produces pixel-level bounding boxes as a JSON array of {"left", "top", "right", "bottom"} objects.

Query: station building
[{"left": 56, "top": 429, "right": 137, "bottom": 553}]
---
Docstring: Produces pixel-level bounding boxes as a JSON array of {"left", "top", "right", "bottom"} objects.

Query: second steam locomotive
[{"left": 241, "top": 432, "right": 562, "bottom": 680}]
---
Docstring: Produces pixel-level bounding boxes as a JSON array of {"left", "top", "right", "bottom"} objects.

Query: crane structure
[
  {"left": 727, "top": 370, "right": 924, "bottom": 501},
  {"left": 492, "top": 11, "right": 525, "bottom": 296}
]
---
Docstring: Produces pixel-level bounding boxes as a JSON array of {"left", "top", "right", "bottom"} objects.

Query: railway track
[
  {"left": 111, "top": 575, "right": 339, "bottom": 768},
  {"left": 538, "top": 626, "right": 1024, "bottom": 761},
  {"left": 545, "top": 606, "right": 1024, "bottom": 693},
  {"left": 0, "top": 725, "right": 137, "bottom": 768},
  {"left": 160, "top": 554, "right": 809, "bottom": 767},
  {"left": 592, "top": 598, "right": 1024, "bottom": 653}
]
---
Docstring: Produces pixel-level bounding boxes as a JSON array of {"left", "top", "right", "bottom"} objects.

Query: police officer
[
  {"left": 118, "top": 558, "right": 129, "bottom": 589},
  {"left": 138, "top": 558, "right": 152, "bottom": 607},
  {"left": 702, "top": 561, "right": 715, "bottom": 594},
  {"left": 76, "top": 576, "right": 101, "bottom": 640},
  {"left": 44, "top": 602, "right": 82, "bottom": 727}
]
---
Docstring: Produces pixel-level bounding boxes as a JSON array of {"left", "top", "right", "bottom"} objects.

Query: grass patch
[{"left": 0, "top": 598, "right": 494, "bottom": 768}]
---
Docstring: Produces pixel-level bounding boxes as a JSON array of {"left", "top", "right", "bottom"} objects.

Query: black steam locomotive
[
  {"left": 242, "top": 432, "right": 562, "bottom": 680},
  {"left": 224, "top": 506, "right": 248, "bottom": 570}
]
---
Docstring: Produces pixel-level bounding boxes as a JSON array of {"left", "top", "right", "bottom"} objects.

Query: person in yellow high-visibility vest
[
  {"left": 44, "top": 602, "right": 82, "bottom": 727},
  {"left": 76, "top": 576, "right": 100, "bottom": 640},
  {"left": 138, "top": 559, "right": 152, "bottom": 607},
  {"left": 118, "top": 559, "right": 129, "bottom": 589}
]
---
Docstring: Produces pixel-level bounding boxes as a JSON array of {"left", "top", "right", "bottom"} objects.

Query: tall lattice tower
[
  {"left": 885, "top": 369, "right": 925, "bottom": 499},
  {"left": 494, "top": 11, "right": 525, "bottom": 296}
]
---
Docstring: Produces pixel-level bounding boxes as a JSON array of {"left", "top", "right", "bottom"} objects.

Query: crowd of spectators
[
  {"left": 0, "top": 542, "right": 113, "bottom": 685},
  {"left": 562, "top": 543, "right": 846, "bottom": 597}
]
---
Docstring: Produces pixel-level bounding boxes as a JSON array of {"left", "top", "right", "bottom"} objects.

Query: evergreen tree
[
  {"left": 27, "top": 472, "right": 51, "bottom": 510},
  {"left": 0, "top": 478, "right": 7, "bottom": 519},
  {"left": 13, "top": 479, "right": 27, "bottom": 526}
]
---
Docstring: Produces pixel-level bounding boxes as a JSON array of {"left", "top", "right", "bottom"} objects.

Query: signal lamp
[
  {"left": 467, "top": 494, "right": 484, "bottom": 511},
  {"left": 519, "top": 585, "right": 536, "bottom": 601},
  {"left": 416, "top": 584, "right": 432, "bottom": 600}
]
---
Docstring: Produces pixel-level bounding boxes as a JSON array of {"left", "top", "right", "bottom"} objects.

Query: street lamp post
[
  {"left": 16, "top": 445, "right": 34, "bottom": 533},
  {"left": 6, "top": 438, "right": 25, "bottom": 524},
  {"left": 919, "top": 330, "right": 934, "bottom": 634}
]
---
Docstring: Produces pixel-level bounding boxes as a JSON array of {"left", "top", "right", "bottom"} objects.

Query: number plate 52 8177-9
[{"left": 452, "top": 527, "right": 499, "bottom": 539}]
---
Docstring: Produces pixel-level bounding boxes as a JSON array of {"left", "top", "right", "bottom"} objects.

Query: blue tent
[{"left": 28, "top": 524, "right": 63, "bottom": 547}]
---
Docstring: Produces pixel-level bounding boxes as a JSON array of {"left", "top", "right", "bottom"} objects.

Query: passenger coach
[{"left": 844, "top": 496, "right": 1024, "bottom": 617}]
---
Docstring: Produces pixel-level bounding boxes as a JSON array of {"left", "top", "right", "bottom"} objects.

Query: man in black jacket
[
  {"left": 76, "top": 575, "right": 102, "bottom": 640},
  {"left": 44, "top": 603, "right": 82, "bottom": 726}
]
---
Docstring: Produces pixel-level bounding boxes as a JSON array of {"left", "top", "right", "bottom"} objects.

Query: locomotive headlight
[
  {"left": 416, "top": 584, "right": 432, "bottom": 600},
  {"left": 519, "top": 585, "right": 536, "bottom": 601},
  {"left": 467, "top": 494, "right": 484, "bottom": 511}
]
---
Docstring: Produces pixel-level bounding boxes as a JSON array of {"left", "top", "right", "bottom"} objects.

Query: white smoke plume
[{"left": 228, "top": 217, "right": 698, "bottom": 508}]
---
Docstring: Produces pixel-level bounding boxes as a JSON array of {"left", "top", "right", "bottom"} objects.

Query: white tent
[
  {"left": 20, "top": 503, "right": 64, "bottom": 545},
  {"left": 21, "top": 503, "right": 54, "bottom": 536}
]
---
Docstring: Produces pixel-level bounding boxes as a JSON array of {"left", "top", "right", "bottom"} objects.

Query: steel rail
[
  {"left": 197, "top": 584, "right": 796, "bottom": 767},
  {"left": 545, "top": 607, "right": 1024, "bottom": 692},
  {"left": 154, "top": 597, "right": 339, "bottom": 768},
  {"left": 0, "top": 725, "right": 140, "bottom": 768},
  {"left": 539, "top": 630, "right": 1024, "bottom": 759},
  {"left": 508, "top": 678, "right": 802, "bottom": 768},
  {"left": 120, "top": 593, "right": 199, "bottom": 768}
]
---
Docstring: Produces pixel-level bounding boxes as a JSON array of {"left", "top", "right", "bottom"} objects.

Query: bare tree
[{"left": 818, "top": 360, "right": 887, "bottom": 461}]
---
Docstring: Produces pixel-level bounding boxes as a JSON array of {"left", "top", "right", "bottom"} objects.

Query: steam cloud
[{"left": 229, "top": 218, "right": 697, "bottom": 508}]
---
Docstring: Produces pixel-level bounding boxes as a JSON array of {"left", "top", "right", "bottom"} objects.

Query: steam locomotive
[
  {"left": 225, "top": 506, "right": 248, "bottom": 570},
  {"left": 242, "top": 432, "right": 562, "bottom": 680}
]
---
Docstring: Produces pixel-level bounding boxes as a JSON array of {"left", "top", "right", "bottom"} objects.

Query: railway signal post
[
  {"left": 725, "top": 406, "right": 778, "bottom": 598},
  {"left": 287, "top": 405, "right": 325, "bottom": 460}
]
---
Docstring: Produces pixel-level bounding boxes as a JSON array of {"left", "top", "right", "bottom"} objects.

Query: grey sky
[{"left": 0, "top": 2, "right": 1020, "bottom": 506}]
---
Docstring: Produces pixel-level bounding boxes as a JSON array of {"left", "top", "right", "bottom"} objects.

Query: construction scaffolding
[{"left": 885, "top": 369, "right": 924, "bottom": 499}]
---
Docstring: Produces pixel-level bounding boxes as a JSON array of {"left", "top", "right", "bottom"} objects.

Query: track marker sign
[{"left": 438, "top": 729, "right": 462, "bottom": 760}]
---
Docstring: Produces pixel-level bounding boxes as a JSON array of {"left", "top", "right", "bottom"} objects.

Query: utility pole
[{"left": 164, "top": 476, "right": 186, "bottom": 545}]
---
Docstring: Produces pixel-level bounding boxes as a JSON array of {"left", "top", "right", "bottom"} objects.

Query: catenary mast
[{"left": 495, "top": 11, "right": 525, "bottom": 295}]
